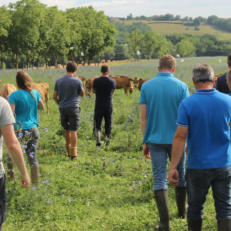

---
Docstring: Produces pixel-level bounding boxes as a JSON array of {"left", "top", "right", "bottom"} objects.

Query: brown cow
[
  {"left": 213, "top": 73, "right": 222, "bottom": 88},
  {"left": 85, "top": 77, "right": 98, "bottom": 96},
  {"left": 133, "top": 77, "right": 143, "bottom": 88},
  {"left": 138, "top": 79, "right": 150, "bottom": 91},
  {"left": 0, "top": 82, "right": 17, "bottom": 101},
  {"left": 33, "top": 83, "right": 49, "bottom": 114},
  {"left": 109, "top": 75, "right": 133, "bottom": 95}
]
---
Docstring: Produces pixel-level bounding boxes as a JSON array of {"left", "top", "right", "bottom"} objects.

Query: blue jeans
[
  {"left": 148, "top": 143, "right": 186, "bottom": 191},
  {"left": 186, "top": 166, "right": 231, "bottom": 219}
]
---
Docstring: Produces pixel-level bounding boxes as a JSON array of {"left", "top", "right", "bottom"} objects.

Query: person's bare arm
[
  {"left": 140, "top": 104, "right": 150, "bottom": 159},
  {"left": 169, "top": 125, "right": 188, "bottom": 187},
  {"left": 38, "top": 99, "right": 45, "bottom": 110},
  {"left": 1, "top": 124, "right": 30, "bottom": 188},
  {"left": 79, "top": 89, "right": 85, "bottom": 96},
  {"left": 53, "top": 90, "right": 59, "bottom": 105},
  {"left": 9, "top": 103, "right": 15, "bottom": 115}
]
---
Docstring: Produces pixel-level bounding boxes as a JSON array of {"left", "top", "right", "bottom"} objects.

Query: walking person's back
[
  {"left": 93, "top": 65, "right": 116, "bottom": 147},
  {"left": 53, "top": 61, "right": 85, "bottom": 160}
]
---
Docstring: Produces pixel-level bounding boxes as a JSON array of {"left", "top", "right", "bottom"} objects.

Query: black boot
[
  {"left": 154, "top": 190, "right": 170, "bottom": 230},
  {"left": 175, "top": 187, "right": 187, "bottom": 218},
  {"left": 105, "top": 133, "right": 111, "bottom": 146},
  {"left": 217, "top": 218, "right": 231, "bottom": 231},
  {"left": 187, "top": 218, "right": 202, "bottom": 231}
]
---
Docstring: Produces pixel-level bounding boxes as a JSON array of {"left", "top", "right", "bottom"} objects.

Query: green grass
[
  {"left": 0, "top": 57, "right": 228, "bottom": 230},
  {"left": 123, "top": 20, "right": 231, "bottom": 40}
]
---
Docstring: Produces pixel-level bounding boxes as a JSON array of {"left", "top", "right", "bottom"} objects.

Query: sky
[{"left": 0, "top": 0, "right": 230, "bottom": 19}]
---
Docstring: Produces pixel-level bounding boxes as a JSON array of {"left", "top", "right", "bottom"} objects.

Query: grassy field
[
  {"left": 0, "top": 57, "right": 228, "bottom": 230},
  {"left": 123, "top": 20, "right": 231, "bottom": 40}
]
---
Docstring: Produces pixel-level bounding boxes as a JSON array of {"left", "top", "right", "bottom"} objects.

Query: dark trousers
[
  {"left": 93, "top": 107, "right": 113, "bottom": 134},
  {"left": 0, "top": 175, "right": 7, "bottom": 230}
]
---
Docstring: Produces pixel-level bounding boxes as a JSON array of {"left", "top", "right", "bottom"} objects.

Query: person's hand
[
  {"left": 20, "top": 172, "right": 30, "bottom": 188},
  {"left": 169, "top": 169, "right": 179, "bottom": 187},
  {"left": 143, "top": 143, "right": 151, "bottom": 159}
]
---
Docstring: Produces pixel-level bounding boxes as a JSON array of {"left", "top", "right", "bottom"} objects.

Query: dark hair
[
  {"left": 101, "top": 65, "right": 109, "bottom": 73},
  {"left": 159, "top": 55, "right": 176, "bottom": 70},
  {"left": 16, "top": 71, "right": 35, "bottom": 99},
  {"left": 227, "top": 54, "right": 231, "bottom": 66},
  {"left": 66, "top": 61, "right": 78, "bottom": 73}
]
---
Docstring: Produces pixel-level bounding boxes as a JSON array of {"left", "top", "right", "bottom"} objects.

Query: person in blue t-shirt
[
  {"left": 140, "top": 55, "right": 189, "bottom": 230},
  {"left": 8, "top": 71, "right": 44, "bottom": 185},
  {"left": 93, "top": 65, "right": 116, "bottom": 147},
  {"left": 169, "top": 64, "right": 231, "bottom": 230}
]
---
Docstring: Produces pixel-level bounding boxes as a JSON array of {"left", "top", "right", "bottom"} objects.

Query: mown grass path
[{"left": 0, "top": 57, "right": 227, "bottom": 230}]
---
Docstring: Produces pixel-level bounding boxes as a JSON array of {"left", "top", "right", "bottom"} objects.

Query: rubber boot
[
  {"left": 69, "top": 147, "right": 77, "bottom": 160},
  {"left": 154, "top": 190, "right": 170, "bottom": 231},
  {"left": 7, "top": 163, "right": 15, "bottom": 181},
  {"left": 217, "top": 218, "right": 231, "bottom": 231},
  {"left": 187, "top": 218, "right": 202, "bottom": 231},
  {"left": 175, "top": 187, "right": 187, "bottom": 218},
  {"left": 105, "top": 133, "right": 111, "bottom": 146},
  {"left": 31, "top": 167, "right": 39, "bottom": 185},
  {"left": 65, "top": 144, "right": 70, "bottom": 157},
  {"left": 95, "top": 130, "right": 101, "bottom": 147}
]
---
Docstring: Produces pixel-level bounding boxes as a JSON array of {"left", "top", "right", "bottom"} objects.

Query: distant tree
[
  {"left": 175, "top": 15, "right": 181, "bottom": 20},
  {"left": 127, "top": 13, "right": 133, "bottom": 20},
  {"left": 189, "top": 17, "right": 193, "bottom": 21},
  {"left": 126, "top": 29, "right": 143, "bottom": 60},
  {"left": 0, "top": 6, "right": 11, "bottom": 69},
  {"left": 143, "top": 31, "right": 156, "bottom": 60},
  {"left": 193, "top": 17, "right": 201, "bottom": 26},
  {"left": 176, "top": 39, "right": 196, "bottom": 57}
]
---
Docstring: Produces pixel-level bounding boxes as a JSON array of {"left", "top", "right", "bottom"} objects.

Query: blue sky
[{"left": 0, "top": 0, "right": 230, "bottom": 18}]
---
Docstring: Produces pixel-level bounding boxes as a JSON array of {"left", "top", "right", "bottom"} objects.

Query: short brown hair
[
  {"left": 101, "top": 64, "right": 109, "bottom": 73},
  {"left": 159, "top": 55, "right": 176, "bottom": 70},
  {"left": 66, "top": 61, "right": 78, "bottom": 73},
  {"left": 227, "top": 54, "right": 231, "bottom": 66}
]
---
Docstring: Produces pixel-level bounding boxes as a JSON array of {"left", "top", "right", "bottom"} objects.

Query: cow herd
[
  {"left": 0, "top": 75, "right": 150, "bottom": 115},
  {"left": 0, "top": 72, "right": 224, "bottom": 113}
]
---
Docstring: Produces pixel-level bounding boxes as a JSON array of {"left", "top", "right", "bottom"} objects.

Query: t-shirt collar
[
  {"left": 156, "top": 72, "right": 174, "bottom": 77},
  {"left": 195, "top": 88, "right": 217, "bottom": 94}
]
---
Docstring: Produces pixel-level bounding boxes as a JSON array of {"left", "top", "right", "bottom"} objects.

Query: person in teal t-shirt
[
  {"left": 8, "top": 71, "right": 44, "bottom": 185},
  {"left": 140, "top": 55, "right": 189, "bottom": 230}
]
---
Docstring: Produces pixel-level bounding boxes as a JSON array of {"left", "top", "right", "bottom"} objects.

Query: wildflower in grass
[
  {"left": 69, "top": 199, "right": 71, "bottom": 203},
  {"left": 39, "top": 173, "right": 41, "bottom": 177},
  {"left": 25, "top": 131, "right": 30, "bottom": 135},
  {"left": 45, "top": 128, "right": 48, "bottom": 132},
  {"left": 142, "top": 173, "right": 145, "bottom": 175},
  {"left": 19, "top": 133, "right": 23, "bottom": 137},
  {"left": 32, "top": 144, "right": 36, "bottom": 147},
  {"left": 134, "top": 187, "right": 137, "bottom": 190},
  {"left": 39, "top": 146, "right": 42, "bottom": 149},
  {"left": 62, "top": 194, "right": 64, "bottom": 198},
  {"left": 132, "top": 181, "right": 135, "bottom": 184},
  {"left": 47, "top": 183, "right": 49, "bottom": 185},
  {"left": 43, "top": 180, "right": 49, "bottom": 184},
  {"left": 38, "top": 115, "right": 40, "bottom": 118},
  {"left": 29, "top": 152, "right": 34, "bottom": 158},
  {"left": 27, "top": 214, "right": 29, "bottom": 217},
  {"left": 22, "top": 145, "right": 27, "bottom": 149},
  {"left": 145, "top": 170, "right": 148, "bottom": 173},
  {"left": 141, "top": 156, "right": 143, "bottom": 158},
  {"left": 132, "top": 113, "right": 134, "bottom": 116},
  {"left": 22, "top": 149, "right": 25, "bottom": 154},
  {"left": 86, "top": 136, "right": 89, "bottom": 139},
  {"left": 133, "top": 130, "right": 135, "bottom": 133},
  {"left": 41, "top": 194, "right": 44, "bottom": 197},
  {"left": 32, "top": 187, "right": 37, "bottom": 191},
  {"left": 46, "top": 200, "right": 51, "bottom": 204}
]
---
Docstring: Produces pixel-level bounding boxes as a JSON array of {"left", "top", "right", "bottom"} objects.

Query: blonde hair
[
  {"left": 16, "top": 71, "right": 35, "bottom": 99},
  {"left": 159, "top": 55, "right": 176, "bottom": 70}
]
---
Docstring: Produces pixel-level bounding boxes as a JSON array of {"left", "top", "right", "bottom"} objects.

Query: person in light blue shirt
[
  {"left": 140, "top": 55, "right": 189, "bottom": 230},
  {"left": 8, "top": 71, "right": 44, "bottom": 185},
  {"left": 169, "top": 64, "right": 231, "bottom": 230}
]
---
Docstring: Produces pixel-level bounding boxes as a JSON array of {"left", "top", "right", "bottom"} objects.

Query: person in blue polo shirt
[
  {"left": 140, "top": 55, "right": 189, "bottom": 230},
  {"left": 169, "top": 64, "right": 231, "bottom": 231}
]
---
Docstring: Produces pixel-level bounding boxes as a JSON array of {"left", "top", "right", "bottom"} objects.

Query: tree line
[
  {"left": 207, "top": 16, "right": 231, "bottom": 33},
  {"left": 0, "top": 0, "right": 117, "bottom": 69}
]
